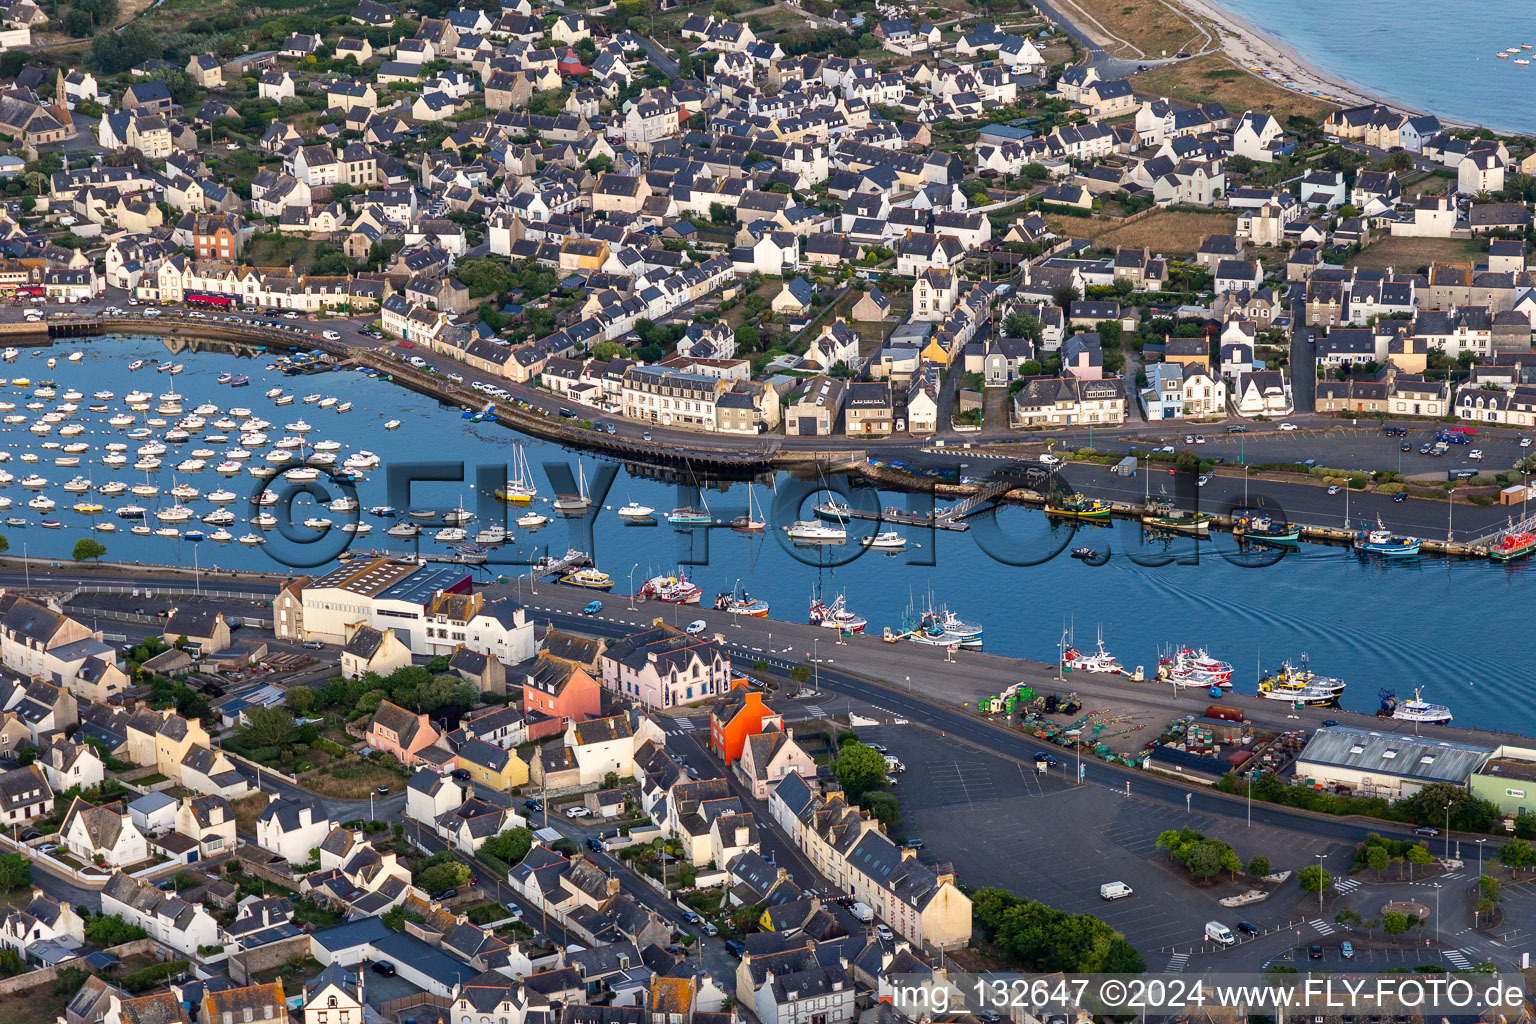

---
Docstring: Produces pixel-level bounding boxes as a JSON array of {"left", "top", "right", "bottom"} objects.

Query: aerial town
[{"left": 0, "top": 0, "right": 1532, "bottom": 1015}]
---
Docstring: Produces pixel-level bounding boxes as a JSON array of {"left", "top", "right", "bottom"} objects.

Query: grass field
[
  {"left": 300, "top": 759, "right": 402, "bottom": 800},
  {"left": 231, "top": 793, "right": 271, "bottom": 835},
  {"left": 1131, "top": 54, "right": 1337, "bottom": 122},
  {"left": 1051, "top": 0, "right": 1205, "bottom": 58},
  {"left": 1051, "top": 209, "right": 1238, "bottom": 253},
  {"left": 0, "top": 983, "right": 71, "bottom": 1024},
  {"left": 1346, "top": 235, "right": 1486, "bottom": 273},
  {"left": 243, "top": 235, "right": 327, "bottom": 275}
]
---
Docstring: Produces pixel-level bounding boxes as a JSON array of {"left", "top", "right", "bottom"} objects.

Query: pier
[{"left": 841, "top": 504, "right": 970, "bottom": 531}]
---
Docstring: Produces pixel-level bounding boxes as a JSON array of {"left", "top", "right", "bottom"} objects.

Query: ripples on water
[
  {"left": 6, "top": 336, "right": 1534, "bottom": 735},
  {"left": 1210, "top": 0, "right": 1536, "bottom": 133}
]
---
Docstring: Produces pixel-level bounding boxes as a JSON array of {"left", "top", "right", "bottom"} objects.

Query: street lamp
[
  {"left": 812, "top": 636, "right": 819, "bottom": 693},
  {"left": 1316, "top": 853, "right": 1326, "bottom": 916},
  {"left": 1434, "top": 882, "right": 1441, "bottom": 941},
  {"left": 1476, "top": 838, "right": 1486, "bottom": 877},
  {"left": 628, "top": 563, "right": 638, "bottom": 611},
  {"left": 1445, "top": 803, "right": 1452, "bottom": 860}
]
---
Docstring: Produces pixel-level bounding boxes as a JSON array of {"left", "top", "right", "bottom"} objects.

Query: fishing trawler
[
  {"left": 1158, "top": 646, "right": 1233, "bottom": 688},
  {"left": 1235, "top": 513, "right": 1300, "bottom": 543},
  {"left": 638, "top": 571, "right": 703, "bottom": 604},
  {"left": 714, "top": 581, "right": 769, "bottom": 616},
  {"left": 809, "top": 589, "right": 867, "bottom": 633},
  {"left": 1144, "top": 496, "right": 1210, "bottom": 533},
  {"left": 1354, "top": 518, "right": 1420, "bottom": 557},
  {"left": 1045, "top": 491, "right": 1112, "bottom": 520},
  {"left": 1379, "top": 688, "right": 1452, "bottom": 725},
  {"left": 900, "top": 596, "right": 983, "bottom": 648}
]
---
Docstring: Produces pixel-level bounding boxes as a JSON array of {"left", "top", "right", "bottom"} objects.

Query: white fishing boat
[
  {"left": 1379, "top": 687, "right": 1452, "bottom": 724},
  {"left": 861, "top": 531, "right": 906, "bottom": 550},
  {"left": 285, "top": 419, "right": 313, "bottom": 433},
  {"left": 201, "top": 508, "right": 235, "bottom": 526},
  {"left": 387, "top": 521, "right": 420, "bottom": 538},
  {"left": 341, "top": 522, "right": 372, "bottom": 535},
  {"left": 328, "top": 496, "right": 359, "bottom": 513},
  {"left": 384, "top": 419, "right": 401, "bottom": 430},
  {"left": 475, "top": 524, "right": 508, "bottom": 544},
  {"left": 132, "top": 458, "right": 162, "bottom": 472},
  {"left": 215, "top": 461, "right": 242, "bottom": 475},
  {"left": 516, "top": 510, "right": 548, "bottom": 528},
  {"left": 274, "top": 394, "right": 294, "bottom": 406},
  {"left": 617, "top": 500, "right": 655, "bottom": 519},
  {"left": 130, "top": 482, "right": 159, "bottom": 497},
  {"left": 285, "top": 467, "right": 320, "bottom": 483},
  {"left": 318, "top": 397, "right": 337, "bottom": 408},
  {"left": 63, "top": 477, "right": 91, "bottom": 493},
  {"left": 20, "top": 474, "right": 47, "bottom": 488},
  {"left": 302, "top": 394, "right": 322, "bottom": 405},
  {"left": 266, "top": 387, "right": 284, "bottom": 398},
  {"left": 95, "top": 521, "right": 116, "bottom": 533},
  {"left": 156, "top": 504, "right": 194, "bottom": 523},
  {"left": 209, "top": 528, "right": 234, "bottom": 542},
  {"left": 26, "top": 495, "right": 54, "bottom": 511},
  {"left": 115, "top": 504, "right": 147, "bottom": 519},
  {"left": 443, "top": 501, "right": 474, "bottom": 525},
  {"left": 313, "top": 439, "right": 342, "bottom": 452},
  {"left": 252, "top": 513, "right": 278, "bottom": 528},
  {"left": 130, "top": 524, "right": 151, "bottom": 535},
  {"left": 302, "top": 517, "right": 333, "bottom": 530},
  {"left": 239, "top": 533, "right": 265, "bottom": 545},
  {"left": 177, "top": 459, "right": 206, "bottom": 473},
  {"left": 336, "top": 402, "right": 352, "bottom": 413}
]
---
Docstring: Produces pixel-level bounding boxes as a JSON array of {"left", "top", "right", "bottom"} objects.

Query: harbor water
[
  {"left": 1208, "top": 0, "right": 1536, "bottom": 134},
  {"left": 5, "top": 335, "right": 1534, "bottom": 735}
]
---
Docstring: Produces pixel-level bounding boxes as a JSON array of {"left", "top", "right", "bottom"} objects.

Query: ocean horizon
[{"left": 1206, "top": 0, "right": 1536, "bottom": 135}]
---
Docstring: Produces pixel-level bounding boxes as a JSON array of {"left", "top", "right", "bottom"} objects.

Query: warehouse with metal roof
[{"left": 1293, "top": 726, "right": 1494, "bottom": 801}]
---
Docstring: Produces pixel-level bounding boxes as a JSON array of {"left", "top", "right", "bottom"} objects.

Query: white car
[
  {"left": 564, "top": 806, "right": 593, "bottom": 819},
  {"left": 1522, "top": 437, "right": 1532, "bottom": 448},
  {"left": 686, "top": 619, "right": 707, "bottom": 635},
  {"left": 1279, "top": 422, "right": 1297, "bottom": 431},
  {"left": 1468, "top": 449, "right": 1484, "bottom": 460},
  {"left": 875, "top": 924, "right": 894, "bottom": 941},
  {"left": 1197, "top": 473, "right": 1210, "bottom": 487}
]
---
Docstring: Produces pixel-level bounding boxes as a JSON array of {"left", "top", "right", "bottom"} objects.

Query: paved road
[{"left": 505, "top": 581, "right": 1524, "bottom": 855}]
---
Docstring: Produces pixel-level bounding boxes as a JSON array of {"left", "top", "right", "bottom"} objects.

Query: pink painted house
[
  {"left": 366, "top": 699, "right": 441, "bottom": 766},
  {"left": 734, "top": 725, "right": 816, "bottom": 799}
]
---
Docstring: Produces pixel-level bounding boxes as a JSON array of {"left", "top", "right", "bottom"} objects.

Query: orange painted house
[
  {"left": 710, "top": 688, "right": 782, "bottom": 764},
  {"left": 366, "top": 699, "right": 441, "bottom": 766},
  {"left": 522, "top": 652, "right": 602, "bottom": 727}
]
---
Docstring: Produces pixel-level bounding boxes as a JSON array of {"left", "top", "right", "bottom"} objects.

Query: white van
[
  {"left": 1099, "top": 882, "right": 1132, "bottom": 900},
  {"left": 1205, "top": 921, "right": 1235, "bottom": 945},
  {"left": 322, "top": 330, "right": 341, "bottom": 341}
]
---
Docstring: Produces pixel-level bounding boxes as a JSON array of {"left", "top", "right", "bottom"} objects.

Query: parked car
[
  {"left": 451, "top": 768, "right": 471, "bottom": 781},
  {"left": 1320, "top": 719, "right": 1340, "bottom": 728},
  {"left": 1468, "top": 449, "right": 1484, "bottom": 460},
  {"left": 1341, "top": 941, "right": 1355, "bottom": 959},
  {"left": 371, "top": 961, "right": 396, "bottom": 976},
  {"left": 875, "top": 924, "right": 894, "bottom": 941},
  {"left": 1523, "top": 437, "right": 1532, "bottom": 448},
  {"left": 583, "top": 600, "right": 603, "bottom": 615},
  {"left": 435, "top": 888, "right": 458, "bottom": 901},
  {"left": 686, "top": 619, "right": 707, "bottom": 635},
  {"left": 1419, "top": 443, "right": 1433, "bottom": 454},
  {"left": 1394, "top": 492, "right": 1407, "bottom": 502},
  {"left": 1226, "top": 424, "right": 1246, "bottom": 433},
  {"left": 1198, "top": 473, "right": 1210, "bottom": 487},
  {"left": 1414, "top": 826, "right": 1440, "bottom": 836},
  {"left": 724, "top": 939, "right": 746, "bottom": 958},
  {"left": 1238, "top": 921, "right": 1259, "bottom": 935},
  {"left": 376, "top": 784, "right": 389, "bottom": 795},
  {"left": 586, "top": 837, "right": 603, "bottom": 852},
  {"left": 1309, "top": 945, "right": 1323, "bottom": 960},
  {"left": 525, "top": 798, "right": 543, "bottom": 812},
  {"left": 703, "top": 922, "right": 718, "bottom": 936},
  {"left": 565, "top": 806, "right": 593, "bottom": 819},
  {"left": 302, "top": 640, "right": 324, "bottom": 649},
  {"left": 1327, "top": 485, "right": 1341, "bottom": 495}
]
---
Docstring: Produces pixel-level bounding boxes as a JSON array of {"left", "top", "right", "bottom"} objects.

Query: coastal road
[{"left": 501, "top": 580, "right": 1522, "bottom": 857}]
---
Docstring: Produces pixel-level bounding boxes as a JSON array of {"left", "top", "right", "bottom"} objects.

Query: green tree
[
  {"left": 0, "top": 853, "right": 30, "bottom": 891},
  {"left": 482, "top": 827, "right": 534, "bottom": 864},
  {"left": 591, "top": 340, "right": 625, "bottom": 361},
  {"left": 418, "top": 860, "right": 472, "bottom": 895},
  {"left": 1478, "top": 873, "right": 1502, "bottom": 904},
  {"left": 1406, "top": 843, "right": 1433, "bottom": 877},
  {"left": 1052, "top": 284, "right": 1081, "bottom": 309},
  {"left": 1298, "top": 864, "right": 1331, "bottom": 893},
  {"left": 238, "top": 706, "right": 297, "bottom": 749},
  {"left": 1246, "top": 855, "right": 1270, "bottom": 877},
  {"left": 1499, "top": 837, "right": 1533, "bottom": 876},
  {"left": 72, "top": 538, "right": 107, "bottom": 562},
  {"left": 1004, "top": 311, "right": 1043, "bottom": 344},
  {"left": 0, "top": 949, "right": 22, "bottom": 978},
  {"left": 1381, "top": 910, "right": 1410, "bottom": 940},
  {"left": 84, "top": 913, "right": 148, "bottom": 946},
  {"left": 0, "top": 534, "right": 10, "bottom": 554},
  {"left": 861, "top": 791, "right": 899, "bottom": 830},
  {"left": 286, "top": 688, "right": 317, "bottom": 715},
  {"left": 1336, "top": 907, "right": 1363, "bottom": 929},
  {"left": 1367, "top": 844, "right": 1390, "bottom": 877},
  {"left": 1184, "top": 840, "right": 1225, "bottom": 880},
  {"left": 1399, "top": 782, "right": 1501, "bottom": 833},
  {"left": 833, "top": 741, "right": 887, "bottom": 802},
  {"left": 734, "top": 324, "right": 759, "bottom": 350}
]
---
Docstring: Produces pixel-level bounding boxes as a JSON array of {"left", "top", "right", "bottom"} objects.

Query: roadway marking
[
  {"left": 1444, "top": 948, "right": 1472, "bottom": 970},
  {"left": 804, "top": 705, "right": 826, "bottom": 718},
  {"left": 671, "top": 717, "right": 697, "bottom": 732},
  {"left": 1310, "top": 919, "right": 1335, "bottom": 935},
  {"left": 1442, "top": 871, "right": 1466, "bottom": 880},
  {"left": 1165, "top": 953, "right": 1189, "bottom": 973},
  {"left": 1335, "top": 878, "right": 1362, "bottom": 894}
]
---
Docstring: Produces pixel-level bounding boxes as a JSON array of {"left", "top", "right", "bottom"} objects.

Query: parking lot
[
  {"left": 1133, "top": 424, "right": 1532, "bottom": 478},
  {"left": 860, "top": 723, "right": 1352, "bottom": 957}
]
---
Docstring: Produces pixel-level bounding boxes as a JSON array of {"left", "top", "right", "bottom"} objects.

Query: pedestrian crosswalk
[
  {"left": 1335, "top": 878, "right": 1362, "bottom": 894},
  {"left": 1444, "top": 948, "right": 1472, "bottom": 970},
  {"left": 805, "top": 705, "right": 826, "bottom": 718},
  {"left": 1443, "top": 871, "right": 1466, "bottom": 881},
  {"left": 671, "top": 717, "right": 697, "bottom": 732},
  {"left": 1311, "top": 919, "right": 1336, "bottom": 936},
  {"left": 1166, "top": 954, "right": 1189, "bottom": 973}
]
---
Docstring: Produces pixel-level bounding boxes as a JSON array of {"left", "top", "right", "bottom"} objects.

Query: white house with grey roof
[{"left": 256, "top": 799, "right": 333, "bottom": 864}]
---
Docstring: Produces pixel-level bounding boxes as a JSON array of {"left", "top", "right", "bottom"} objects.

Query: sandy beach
[{"left": 1163, "top": 0, "right": 1424, "bottom": 116}]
